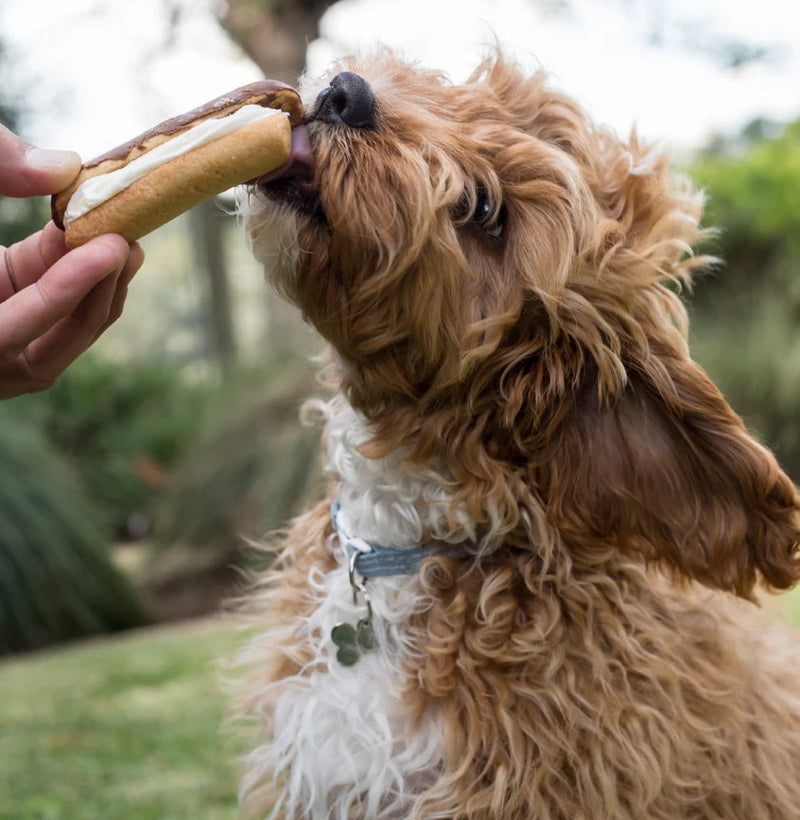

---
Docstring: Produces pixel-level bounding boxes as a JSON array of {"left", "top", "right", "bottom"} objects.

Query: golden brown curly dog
[{"left": 236, "top": 51, "right": 800, "bottom": 819}]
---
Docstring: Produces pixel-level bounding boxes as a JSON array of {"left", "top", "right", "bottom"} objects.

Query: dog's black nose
[{"left": 313, "top": 72, "right": 376, "bottom": 129}]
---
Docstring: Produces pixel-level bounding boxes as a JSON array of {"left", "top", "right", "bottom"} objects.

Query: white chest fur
[{"left": 242, "top": 397, "right": 474, "bottom": 819}]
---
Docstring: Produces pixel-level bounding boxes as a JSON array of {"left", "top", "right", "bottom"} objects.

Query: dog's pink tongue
[{"left": 251, "top": 125, "right": 313, "bottom": 185}]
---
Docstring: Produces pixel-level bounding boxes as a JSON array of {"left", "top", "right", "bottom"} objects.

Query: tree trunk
[
  {"left": 189, "top": 201, "right": 237, "bottom": 372},
  {"left": 218, "top": 0, "right": 332, "bottom": 79},
  {"left": 217, "top": 0, "right": 331, "bottom": 355}
]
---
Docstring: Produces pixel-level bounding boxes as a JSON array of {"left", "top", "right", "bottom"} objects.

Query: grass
[
  {"left": 1, "top": 592, "right": 799, "bottom": 820},
  {"left": 0, "top": 618, "right": 244, "bottom": 820}
]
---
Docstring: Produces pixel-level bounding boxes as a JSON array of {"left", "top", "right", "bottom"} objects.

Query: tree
[
  {"left": 190, "top": 201, "right": 238, "bottom": 372},
  {"left": 218, "top": 0, "right": 332, "bottom": 79},
  {"left": 213, "top": 1, "right": 333, "bottom": 350},
  {"left": 165, "top": 2, "right": 332, "bottom": 368}
]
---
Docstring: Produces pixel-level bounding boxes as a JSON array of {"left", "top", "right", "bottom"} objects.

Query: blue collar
[{"left": 331, "top": 499, "right": 471, "bottom": 578}]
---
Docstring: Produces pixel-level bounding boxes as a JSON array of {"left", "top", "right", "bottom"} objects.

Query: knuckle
[
  {"left": 107, "top": 297, "right": 127, "bottom": 325},
  {"left": 34, "top": 278, "right": 53, "bottom": 312},
  {"left": 19, "top": 351, "right": 58, "bottom": 392},
  {"left": 0, "top": 345, "right": 25, "bottom": 363}
]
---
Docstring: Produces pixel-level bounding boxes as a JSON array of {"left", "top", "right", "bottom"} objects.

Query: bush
[
  {"left": 693, "top": 119, "right": 800, "bottom": 300},
  {"left": 154, "top": 354, "right": 321, "bottom": 567},
  {"left": 689, "top": 118, "right": 800, "bottom": 480},
  {"left": 9, "top": 355, "right": 215, "bottom": 539},
  {"left": 0, "top": 410, "right": 149, "bottom": 654}
]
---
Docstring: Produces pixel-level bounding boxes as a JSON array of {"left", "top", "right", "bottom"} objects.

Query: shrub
[
  {"left": 153, "top": 354, "right": 322, "bottom": 567},
  {"left": 689, "top": 118, "right": 800, "bottom": 480},
  {"left": 0, "top": 409, "right": 149, "bottom": 654},
  {"left": 10, "top": 355, "right": 215, "bottom": 539}
]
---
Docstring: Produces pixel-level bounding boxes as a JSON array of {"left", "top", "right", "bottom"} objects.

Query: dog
[{"left": 235, "top": 50, "right": 800, "bottom": 818}]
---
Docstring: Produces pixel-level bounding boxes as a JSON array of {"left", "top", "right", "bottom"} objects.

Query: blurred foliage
[
  {"left": 154, "top": 353, "right": 321, "bottom": 567},
  {"left": 0, "top": 29, "right": 326, "bottom": 644},
  {"left": 0, "top": 407, "right": 149, "bottom": 655},
  {"left": 0, "top": 39, "right": 50, "bottom": 247},
  {"left": 0, "top": 44, "right": 157, "bottom": 653},
  {"left": 1, "top": 346, "right": 322, "bottom": 637},
  {"left": 8, "top": 355, "right": 216, "bottom": 539},
  {"left": 0, "top": 192, "right": 49, "bottom": 247},
  {"left": 689, "top": 118, "right": 800, "bottom": 479},
  {"left": 693, "top": 119, "right": 800, "bottom": 298}
]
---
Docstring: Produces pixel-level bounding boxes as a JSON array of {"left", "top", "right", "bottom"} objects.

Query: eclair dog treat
[{"left": 51, "top": 81, "right": 303, "bottom": 247}]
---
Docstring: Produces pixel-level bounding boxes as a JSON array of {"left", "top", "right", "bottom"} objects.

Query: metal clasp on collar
[
  {"left": 348, "top": 547, "right": 373, "bottom": 617},
  {"left": 330, "top": 540, "right": 377, "bottom": 667}
]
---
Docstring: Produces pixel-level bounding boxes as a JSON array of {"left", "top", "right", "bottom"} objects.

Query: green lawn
[
  {"left": 1, "top": 592, "right": 799, "bottom": 820},
  {"left": 0, "top": 618, "right": 244, "bottom": 820}
]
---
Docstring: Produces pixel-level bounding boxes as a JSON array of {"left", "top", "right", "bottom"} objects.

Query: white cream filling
[{"left": 65, "top": 104, "right": 287, "bottom": 227}]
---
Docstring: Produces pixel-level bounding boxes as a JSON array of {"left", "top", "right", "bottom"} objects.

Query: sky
[{"left": 1, "top": 0, "right": 799, "bottom": 160}]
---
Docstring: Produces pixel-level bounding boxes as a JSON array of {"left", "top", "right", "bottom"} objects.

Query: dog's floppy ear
[{"left": 543, "top": 350, "right": 800, "bottom": 598}]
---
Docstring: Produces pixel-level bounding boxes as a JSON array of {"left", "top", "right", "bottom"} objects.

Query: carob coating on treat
[{"left": 51, "top": 81, "right": 303, "bottom": 235}]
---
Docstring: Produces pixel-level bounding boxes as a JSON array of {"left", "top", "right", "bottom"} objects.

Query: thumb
[{"left": 0, "top": 124, "right": 81, "bottom": 197}]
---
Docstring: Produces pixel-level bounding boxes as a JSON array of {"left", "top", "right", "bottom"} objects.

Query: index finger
[
  {"left": 0, "top": 222, "right": 70, "bottom": 301},
  {"left": 0, "top": 235, "right": 128, "bottom": 357}
]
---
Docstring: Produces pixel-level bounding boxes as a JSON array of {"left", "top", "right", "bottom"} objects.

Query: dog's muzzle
[
  {"left": 311, "top": 72, "right": 376, "bottom": 130},
  {"left": 252, "top": 72, "right": 375, "bottom": 217}
]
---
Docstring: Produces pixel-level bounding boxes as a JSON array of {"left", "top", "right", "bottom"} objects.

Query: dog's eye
[{"left": 472, "top": 185, "right": 505, "bottom": 240}]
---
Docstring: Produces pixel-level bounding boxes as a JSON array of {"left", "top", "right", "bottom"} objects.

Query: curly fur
[{"left": 236, "top": 50, "right": 800, "bottom": 818}]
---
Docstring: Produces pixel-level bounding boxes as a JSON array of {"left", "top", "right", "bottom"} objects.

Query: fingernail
[{"left": 26, "top": 146, "right": 81, "bottom": 172}]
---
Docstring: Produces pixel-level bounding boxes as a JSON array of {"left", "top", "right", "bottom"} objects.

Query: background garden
[{"left": 1, "top": 1, "right": 798, "bottom": 817}]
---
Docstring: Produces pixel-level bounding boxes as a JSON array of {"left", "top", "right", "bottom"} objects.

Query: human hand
[{"left": 0, "top": 126, "right": 144, "bottom": 398}]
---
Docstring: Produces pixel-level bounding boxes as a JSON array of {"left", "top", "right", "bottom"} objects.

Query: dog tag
[
  {"left": 331, "top": 622, "right": 355, "bottom": 645},
  {"left": 336, "top": 643, "right": 361, "bottom": 667},
  {"left": 331, "top": 622, "right": 360, "bottom": 666},
  {"left": 355, "top": 618, "right": 376, "bottom": 650},
  {"left": 332, "top": 546, "right": 377, "bottom": 666},
  {"left": 331, "top": 618, "right": 376, "bottom": 666}
]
